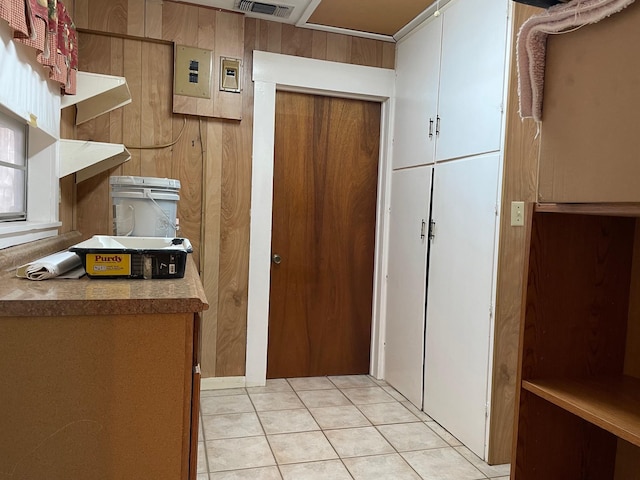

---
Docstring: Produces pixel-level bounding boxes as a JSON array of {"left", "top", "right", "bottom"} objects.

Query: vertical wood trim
[
  {"left": 127, "top": 0, "right": 145, "bottom": 37},
  {"left": 215, "top": 119, "right": 251, "bottom": 376},
  {"left": 74, "top": 0, "right": 89, "bottom": 29},
  {"left": 326, "top": 33, "right": 352, "bottom": 63},
  {"left": 122, "top": 39, "right": 143, "bottom": 177},
  {"left": 350, "top": 37, "right": 382, "bottom": 67},
  {"left": 171, "top": 117, "right": 203, "bottom": 267},
  {"left": 144, "top": 0, "right": 163, "bottom": 39},
  {"left": 266, "top": 21, "right": 283, "bottom": 53},
  {"left": 311, "top": 30, "right": 328, "bottom": 60},
  {"left": 201, "top": 119, "right": 223, "bottom": 378},
  {"left": 281, "top": 24, "right": 314, "bottom": 57},
  {"left": 196, "top": 7, "right": 217, "bottom": 118},
  {"left": 487, "top": 3, "right": 543, "bottom": 465},
  {"left": 212, "top": 11, "right": 244, "bottom": 120},
  {"left": 625, "top": 220, "right": 640, "bottom": 378},
  {"left": 87, "top": 0, "right": 127, "bottom": 34},
  {"left": 382, "top": 41, "right": 396, "bottom": 69},
  {"left": 139, "top": 42, "right": 173, "bottom": 178}
]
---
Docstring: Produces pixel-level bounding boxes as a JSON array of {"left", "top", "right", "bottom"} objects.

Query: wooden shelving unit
[
  {"left": 522, "top": 376, "right": 640, "bottom": 446},
  {"left": 512, "top": 204, "right": 640, "bottom": 479}
]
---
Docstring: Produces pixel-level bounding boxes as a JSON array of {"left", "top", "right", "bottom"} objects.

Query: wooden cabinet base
[{"left": 0, "top": 313, "right": 197, "bottom": 479}]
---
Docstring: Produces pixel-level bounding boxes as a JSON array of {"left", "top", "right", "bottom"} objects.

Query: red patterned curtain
[{"left": 0, "top": 0, "right": 77, "bottom": 94}]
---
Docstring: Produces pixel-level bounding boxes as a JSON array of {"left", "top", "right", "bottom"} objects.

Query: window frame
[{"left": 0, "top": 110, "right": 28, "bottom": 222}]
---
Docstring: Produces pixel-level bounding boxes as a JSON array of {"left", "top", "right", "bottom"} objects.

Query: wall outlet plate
[{"left": 511, "top": 201, "right": 525, "bottom": 227}]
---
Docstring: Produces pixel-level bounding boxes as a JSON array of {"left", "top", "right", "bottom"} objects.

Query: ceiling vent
[{"left": 235, "top": 0, "right": 294, "bottom": 19}]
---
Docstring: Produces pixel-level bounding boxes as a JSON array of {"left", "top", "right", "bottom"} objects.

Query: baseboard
[{"left": 200, "top": 376, "right": 246, "bottom": 390}]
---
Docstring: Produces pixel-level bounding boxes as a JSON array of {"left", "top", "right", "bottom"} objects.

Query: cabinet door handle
[
  {"left": 420, "top": 219, "right": 427, "bottom": 240},
  {"left": 435, "top": 116, "right": 441, "bottom": 136},
  {"left": 428, "top": 118, "right": 434, "bottom": 139}
]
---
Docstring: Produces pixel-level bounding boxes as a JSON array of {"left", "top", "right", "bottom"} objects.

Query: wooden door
[
  {"left": 392, "top": 15, "right": 442, "bottom": 169},
  {"left": 435, "top": 0, "right": 508, "bottom": 162},
  {"left": 267, "top": 92, "right": 381, "bottom": 379},
  {"left": 384, "top": 166, "right": 433, "bottom": 407},
  {"left": 423, "top": 154, "right": 501, "bottom": 458}
]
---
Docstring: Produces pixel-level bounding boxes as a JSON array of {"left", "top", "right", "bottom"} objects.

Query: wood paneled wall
[
  {"left": 60, "top": 0, "right": 394, "bottom": 378},
  {"left": 487, "top": 3, "right": 542, "bottom": 464}
]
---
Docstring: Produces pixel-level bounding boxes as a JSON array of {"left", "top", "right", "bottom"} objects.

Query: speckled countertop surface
[{"left": 0, "top": 232, "right": 209, "bottom": 317}]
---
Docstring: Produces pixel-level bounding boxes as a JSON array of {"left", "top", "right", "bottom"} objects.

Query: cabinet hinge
[
  {"left": 489, "top": 304, "right": 494, "bottom": 319},
  {"left": 429, "top": 219, "right": 436, "bottom": 240}
]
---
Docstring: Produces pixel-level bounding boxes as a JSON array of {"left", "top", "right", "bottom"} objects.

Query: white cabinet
[
  {"left": 384, "top": 166, "right": 433, "bottom": 407},
  {"left": 393, "top": 18, "right": 441, "bottom": 169},
  {"left": 384, "top": 0, "right": 510, "bottom": 460},
  {"left": 392, "top": 0, "right": 509, "bottom": 169},
  {"left": 423, "top": 154, "right": 501, "bottom": 456}
]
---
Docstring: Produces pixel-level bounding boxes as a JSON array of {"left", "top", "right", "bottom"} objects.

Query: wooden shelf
[
  {"left": 535, "top": 203, "right": 640, "bottom": 217},
  {"left": 61, "top": 71, "right": 131, "bottom": 125},
  {"left": 59, "top": 139, "right": 130, "bottom": 183},
  {"left": 523, "top": 376, "right": 640, "bottom": 447}
]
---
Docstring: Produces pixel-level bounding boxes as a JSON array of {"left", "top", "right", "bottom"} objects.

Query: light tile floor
[{"left": 197, "top": 375, "right": 510, "bottom": 480}]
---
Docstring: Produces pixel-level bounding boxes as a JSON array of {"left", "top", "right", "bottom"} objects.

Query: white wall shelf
[
  {"left": 59, "top": 139, "right": 130, "bottom": 183},
  {"left": 61, "top": 71, "right": 131, "bottom": 125}
]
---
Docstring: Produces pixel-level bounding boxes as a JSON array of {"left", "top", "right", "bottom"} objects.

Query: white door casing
[{"left": 246, "top": 51, "right": 395, "bottom": 386}]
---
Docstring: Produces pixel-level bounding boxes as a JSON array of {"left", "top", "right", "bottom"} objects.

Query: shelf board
[
  {"left": 523, "top": 375, "right": 640, "bottom": 447},
  {"left": 59, "top": 139, "right": 130, "bottom": 183},
  {"left": 536, "top": 203, "right": 640, "bottom": 217},
  {"left": 60, "top": 71, "right": 131, "bottom": 125}
]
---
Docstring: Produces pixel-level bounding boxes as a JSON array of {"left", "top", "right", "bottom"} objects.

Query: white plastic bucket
[{"left": 110, "top": 176, "right": 180, "bottom": 237}]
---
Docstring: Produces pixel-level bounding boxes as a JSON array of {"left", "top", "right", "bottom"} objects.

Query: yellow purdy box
[{"left": 69, "top": 236, "right": 192, "bottom": 279}]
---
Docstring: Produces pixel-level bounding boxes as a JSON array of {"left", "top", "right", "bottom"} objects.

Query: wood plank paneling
[
  {"left": 488, "top": 3, "right": 542, "bottom": 464},
  {"left": 201, "top": 119, "right": 223, "bottom": 377},
  {"left": 281, "top": 24, "right": 314, "bottom": 58},
  {"left": 326, "top": 33, "right": 351, "bottom": 63},
  {"left": 311, "top": 30, "right": 327, "bottom": 60},
  {"left": 196, "top": 7, "right": 217, "bottom": 118},
  {"left": 122, "top": 38, "right": 142, "bottom": 176},
  {"left": 87, "top": 0, "right": 127, "bottom": 34},
  {"left": 350, "top": 37, "right": 382, "bottom": 67},
  {"left": 127, "top": 0, "right": 145, "bottom": 37},
  {"left": 74, "top": 0, "right": 89, "bottom": 29},
  {"left": 140, "top": 41, "right": 173, "bottom": 178},
  {"left": 144, "top": 0, "right": 163, "bottom": 39},
  {"left": 63, "top": 2, "right": 395, "bottom": 381},
  {"left": 171, "top": 117, "right": 203, "bottom": 264},
  {"left": 212, "top": 10, "right": 244, "bottom": 120}
]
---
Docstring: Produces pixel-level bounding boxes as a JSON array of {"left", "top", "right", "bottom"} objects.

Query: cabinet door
[
  {"left": 392, "top": 17, "right": 442, "bottom": 170},
  {"left": 435, "top": 0, "right": 509, "bottom": 162},
  {"left": 423, "top": 154, "right": 500, "bottom": 458},
  {"left": 384, "top": 165, "right": 433, "bottom": 407}
]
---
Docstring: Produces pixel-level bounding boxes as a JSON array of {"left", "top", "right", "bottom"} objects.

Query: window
[{"left": 0, "top": 112, "right": 27, "bottom": 222}]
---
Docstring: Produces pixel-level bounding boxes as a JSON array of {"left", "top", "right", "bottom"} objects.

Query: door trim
[{"left": 246, "top": 51, "right": 395, "bottom": 386}]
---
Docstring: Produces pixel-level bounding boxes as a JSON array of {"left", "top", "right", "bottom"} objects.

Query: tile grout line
[
  {"left": 286, "top": 376, "right": 356, "bottom": 480},
  {"left": 202, "top": 376, "right": 505, "bottom": 479}
]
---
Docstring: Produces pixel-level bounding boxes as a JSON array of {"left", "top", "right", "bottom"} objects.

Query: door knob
[{"left": 272, "top": 253, "right": 282, "bottom": 265}]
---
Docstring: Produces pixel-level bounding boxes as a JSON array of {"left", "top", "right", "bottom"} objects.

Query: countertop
[{"left": 0, "top": 232, "right": 209, "bottom": 317}]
